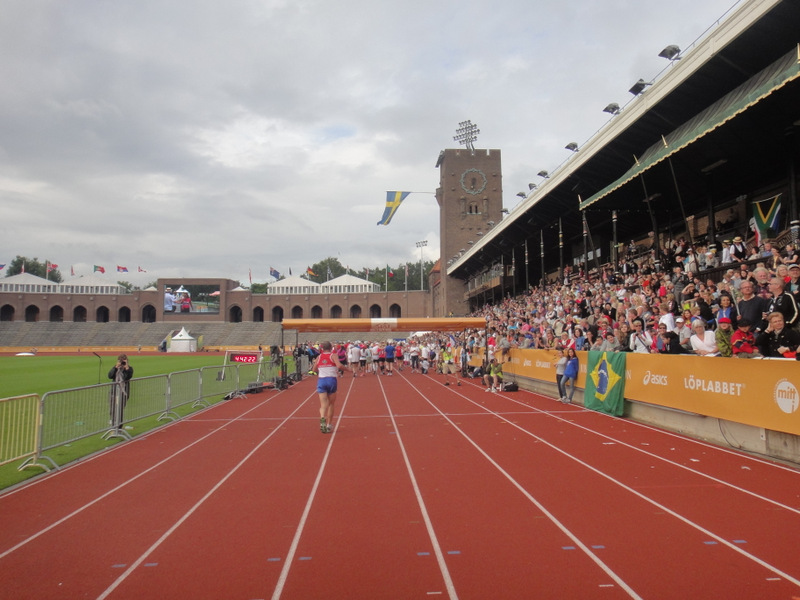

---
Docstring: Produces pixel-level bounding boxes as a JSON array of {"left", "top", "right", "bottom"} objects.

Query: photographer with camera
[{"left": 108, "top": 353, "right": 134, "bottom": 432}]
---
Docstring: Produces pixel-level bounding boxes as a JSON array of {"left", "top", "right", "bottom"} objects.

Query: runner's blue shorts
[{"left": 317, "top": 377, "right": 338, "bottom": 394}]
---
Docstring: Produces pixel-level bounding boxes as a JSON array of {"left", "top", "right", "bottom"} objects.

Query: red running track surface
[{"left": 1, "top": 370, "right": 799, "bottom": 599}]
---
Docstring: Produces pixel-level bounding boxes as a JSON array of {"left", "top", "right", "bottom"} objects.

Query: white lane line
[
  {"left": 0, "top": 392, "right": 289, "bottom": 559},
  {"left": 96, "top": 393, "right": 314, "bottom": 600},
  {"left": 378, "top": 376, "right": 459, "bottom": 600},
  {"left": 270, "top": 379, "right": 356, "bottom": 600},
  {"left": 426, "top": 383, "right": 800, "bottom": 590},
  {"left": 401, "top": 379, "right": 643, "bottom": 600},
  {"left": 504, "top": 383, "right": 800, "bottom": 476},
  {"left": 493, "top": 391, "right": 800, "bottom": 516}
]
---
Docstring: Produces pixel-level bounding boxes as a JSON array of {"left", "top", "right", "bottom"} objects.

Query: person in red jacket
[{"left": 731, "top": 318, "right": 761, "bottom": 358}]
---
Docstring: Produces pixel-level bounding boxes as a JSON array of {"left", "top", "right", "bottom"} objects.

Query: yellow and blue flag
[
  {"left": 584, "top": 351, "right": 626, "bottom": 416},
  {"left": 377, "top": 191, "right": 410, "bottom": 226}
]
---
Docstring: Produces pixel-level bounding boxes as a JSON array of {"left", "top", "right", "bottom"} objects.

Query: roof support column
[{"left": 788, "top": 125, "right": 800, "bottom": 246}]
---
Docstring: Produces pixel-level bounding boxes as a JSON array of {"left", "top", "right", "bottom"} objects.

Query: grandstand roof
[{"left": 449, "top": 0, "right": 800, "bottom": 279}]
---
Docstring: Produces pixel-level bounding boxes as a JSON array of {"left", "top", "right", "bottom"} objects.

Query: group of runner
[{"left": 310, "top": 335, "right": 505, "bottom": 434}]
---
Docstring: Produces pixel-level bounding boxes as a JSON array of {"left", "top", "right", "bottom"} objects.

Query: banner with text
[{"left": 624, "top": 354, "right": 800, "bottom": 436}]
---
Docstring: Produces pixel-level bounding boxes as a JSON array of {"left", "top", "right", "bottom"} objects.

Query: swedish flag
[
  {"left": 585, "top": 351, "right": 626, "bottom": 416},
  {"left": 377, "top": 191, "right": 410, "bottom": 226}
]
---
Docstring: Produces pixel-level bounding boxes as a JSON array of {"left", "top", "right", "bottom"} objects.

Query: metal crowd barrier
[
  {"left": 2, "top": 360, "right": 290, "bottom": 474},
  {"left": 0, "top": 395, "right": 55, "bottom": 471}
]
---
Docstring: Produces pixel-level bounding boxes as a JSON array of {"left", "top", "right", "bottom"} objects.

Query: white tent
[
  {"left": 320, "top": 274, "right": 379, "bottom": 294},
  {"left": 169, "top": 327, "right": 197, "bottom": 353}
]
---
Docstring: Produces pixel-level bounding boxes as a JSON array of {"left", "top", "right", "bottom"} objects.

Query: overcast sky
[{"left": 0, "top": 0, "right": 740, "bottom": 286}]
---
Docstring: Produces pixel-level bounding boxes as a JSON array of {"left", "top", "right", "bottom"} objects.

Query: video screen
[{"left": 163, "top": 284, "right": 220, "bottom": 314}]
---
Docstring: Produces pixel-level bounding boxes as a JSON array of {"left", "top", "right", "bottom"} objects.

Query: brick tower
[{"left": 433, "top": 147, "right": 503, "bottom": 316}]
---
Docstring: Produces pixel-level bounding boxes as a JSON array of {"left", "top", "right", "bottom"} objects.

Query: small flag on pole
[
  {"left": 47, "top": 263, "right": 58, "bottom": 272},
  {"left": 307, "top": 267, "right": 317, "bottom": 277},
  {"left": 0, "top": 264, "right": 6, "bottom": 270},
  {"left": 377, "top": 191, "right": 411, "bottom": 226},
  {"left": 93, "top": 265, "right": 105, "bottom": 274},
  {"left": 269, "top": 267, "right": 281, "bottom": 279},
  {"left": 71, "top": 266, "right": 75, "bottom": 276},
  {"left": 117, "top": 265, "right": 128, "bottom": 273},
  {"left": 138, "top": 266, "right": 147, "bottom": 272}
]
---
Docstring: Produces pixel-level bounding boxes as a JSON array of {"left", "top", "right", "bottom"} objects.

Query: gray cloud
[{"left": 0, "top": 0, "right": 737, "bottom": 284}]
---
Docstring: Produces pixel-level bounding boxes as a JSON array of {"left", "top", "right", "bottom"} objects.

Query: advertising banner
[
  {"left": 624, "top": 354, "right": 800, "bottom": 436},
  {"left": 504, "top": 350, "right": 800, "bottom": 435},
  {"left": 505, "top": 349, "right": 588, "bottom": 387}
]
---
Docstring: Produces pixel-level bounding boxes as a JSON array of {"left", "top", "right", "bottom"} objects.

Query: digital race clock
[{"left": 230, "top": 353, "right": 259, "bottom": 363}]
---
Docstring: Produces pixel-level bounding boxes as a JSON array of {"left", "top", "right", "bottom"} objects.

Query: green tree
[
  {"left": 4, "top": 255, "right": 63, "bottom": 283},
  {"left": 308, "top": 257, "right": 346, "bottom": 282}
]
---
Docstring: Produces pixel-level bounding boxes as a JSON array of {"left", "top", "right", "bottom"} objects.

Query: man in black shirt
[
  {"left": 756, "top": 312, "right": 800, "bottom": 358},
  {"left": 737, "top": 280, "right": 768, "bottom": 332},
  {"left": 765, "top": 277, "right": 798, "bottom": 330}
]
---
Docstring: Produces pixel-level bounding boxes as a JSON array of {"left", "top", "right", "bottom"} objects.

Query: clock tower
[{"left": 433, "top": 146, "right": 503, "bottom": 316}]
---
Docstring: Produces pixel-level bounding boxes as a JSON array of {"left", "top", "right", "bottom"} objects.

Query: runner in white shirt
[
  {"left": 348, "top": 343, "right": 361, "bottom": 377},
  {"left": 408, "top": 342, "right": 421, "bottom": 372},
  {"left": 370, "top": 343, "right": 381, "bottom": 374}
]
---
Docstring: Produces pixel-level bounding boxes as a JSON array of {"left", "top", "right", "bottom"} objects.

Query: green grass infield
[{"left": 0, "top": 354, "right": 263, "bottom": 491}]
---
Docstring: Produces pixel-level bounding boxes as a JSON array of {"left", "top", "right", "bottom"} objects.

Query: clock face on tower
[{"left": 460, "top": 168, "right": 487, "bottom": 195}]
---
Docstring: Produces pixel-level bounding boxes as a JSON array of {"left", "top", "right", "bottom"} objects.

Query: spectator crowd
[{"left": 465, "top": 236, "right": 800, "bottom": 361}]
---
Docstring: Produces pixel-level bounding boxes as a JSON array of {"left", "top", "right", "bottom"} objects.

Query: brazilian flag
[{"left": 584, "top": 351, "right": 626, "bottom": 416}]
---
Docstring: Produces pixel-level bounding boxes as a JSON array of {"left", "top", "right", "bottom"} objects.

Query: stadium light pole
[{"left": 416, "top": 240, "right": 427, "bottom": 291}]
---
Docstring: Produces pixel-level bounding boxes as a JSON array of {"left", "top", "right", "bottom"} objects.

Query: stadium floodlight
[
  {"left": 416, "top": 240, "right": 428, "bottom": 290},
  {"left": 537, "top": 170, "right": 549, "bottom": 179},
  {"left": 453, "top": 120, "right": 480, "bottom": 152},
  {"left": 565, "top": 142, "right": 579, "bottom": 152},
  {"left": 603, "top": 103, "right": 621, "bottom": 115},
  {"left": 629, "top": 79, "right": 653, "bottom": 95},
  {"left": 659, "top": 44, "right": 681, "bottom": 60}
]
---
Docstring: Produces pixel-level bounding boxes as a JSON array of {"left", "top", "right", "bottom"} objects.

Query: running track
[{"left": 1, "top": 370, "right": 799, "bottom": 599}]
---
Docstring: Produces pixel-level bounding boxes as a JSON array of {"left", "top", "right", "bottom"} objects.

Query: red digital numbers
[{"left": 231, "top": 354, "right": 258, "bottom": 363}]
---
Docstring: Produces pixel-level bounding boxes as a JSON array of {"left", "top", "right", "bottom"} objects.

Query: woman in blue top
[{"left": 562, "top": 348, "right": 579, "bottom": 404}]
